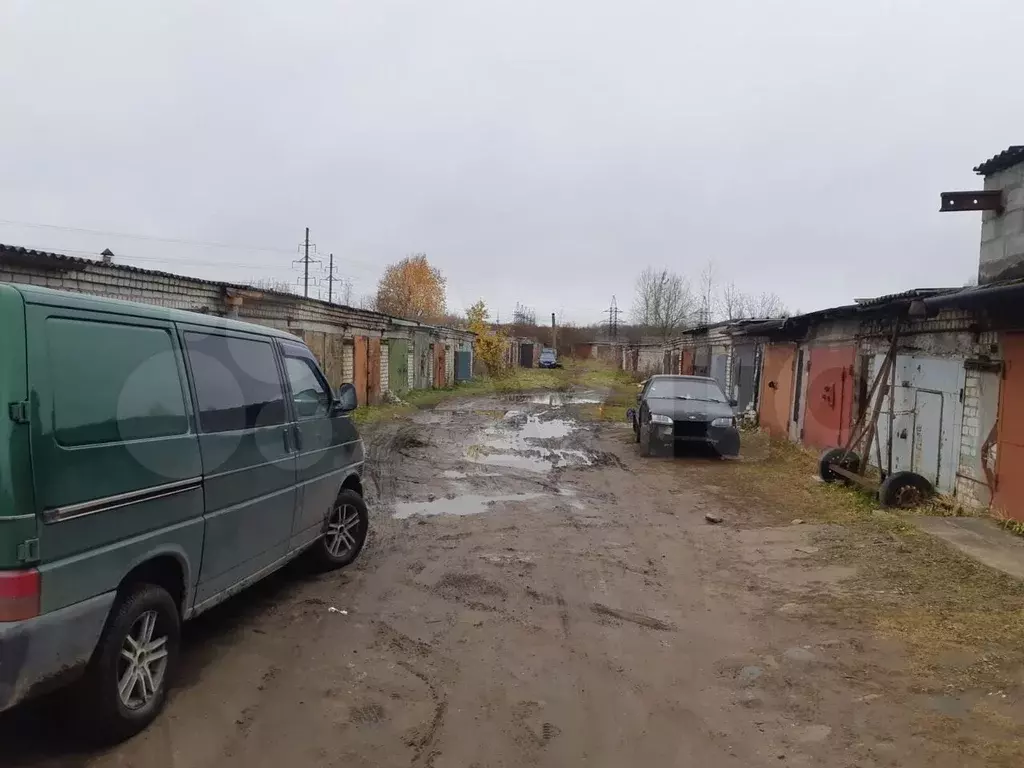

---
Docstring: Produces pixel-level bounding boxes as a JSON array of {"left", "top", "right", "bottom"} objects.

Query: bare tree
[
  {"left": 358, "top": 293, "right": 377, "bottom": 311},
  {"left": 719, "top": 281, "right": 788, "bottom": 320},
  {"left": 249, "top": 278, "right": 295, "bottom": 294},
  {"left": 721, "top": 281, "right": 746, "bottom": 320},
  {"left": 747, "top": 291, "right": 786, "bottom": 318},
  {"left": 341, "top": 279, "right": 354, "bottom": 306},
  {"left": 630, "top": 267, "right": 695, "bottom": 340},
  {"left": 698, "top": 260, "right": 717, "bottom": 324}
]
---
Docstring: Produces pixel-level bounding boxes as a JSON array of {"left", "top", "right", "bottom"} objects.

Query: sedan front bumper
[{"left": 650, "top": 422, "right": 740, "bottom": 455}]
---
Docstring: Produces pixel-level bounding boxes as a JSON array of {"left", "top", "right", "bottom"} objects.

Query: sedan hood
[{"left": 647, "top": 397, "right": 734, "bottom": 422}]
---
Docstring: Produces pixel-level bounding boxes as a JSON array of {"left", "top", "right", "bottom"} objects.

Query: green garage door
[{"left": 389, "top": 340, "right": 409, "bottom": 393}]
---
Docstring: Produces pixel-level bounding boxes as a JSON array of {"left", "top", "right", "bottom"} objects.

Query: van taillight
[{"left": 0, "top": 569, "right": 40, "bottom": 621}]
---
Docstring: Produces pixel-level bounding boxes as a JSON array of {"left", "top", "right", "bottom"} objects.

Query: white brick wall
[
  {"left": 445, "top": 344, "right": 454, "bottom": 385},
  {"left": 342, "top": 343, "right": 354, "bottom": 384},
  {"left": 380, "top": 343, "right": 390, "bottom": 392},
  {"left": 954, "top": 367, "right": 1001, "bottom": 509},
  {"left": 407, "top": 350, "right": 414, "bottom": 389}
]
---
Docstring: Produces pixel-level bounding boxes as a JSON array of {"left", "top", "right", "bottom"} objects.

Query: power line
[{"left": 0, "top": 217, "right": 385, "bottom": 273}]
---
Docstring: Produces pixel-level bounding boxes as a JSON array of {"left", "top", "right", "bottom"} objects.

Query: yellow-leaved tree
[
  {"left": 467, "top": 300, "right": 505, "bottom": 374},
  {"left": 375, "top": 254, "right": 446, "bottom": 321}
]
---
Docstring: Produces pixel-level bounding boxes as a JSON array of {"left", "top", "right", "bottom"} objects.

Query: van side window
[
  {"left": 185, "top": 333, "right": 286, "bottom": 433},
  {"left": 283, "top": 355, "right": 331, "bottom": 420},
  {"left": 47, "top": 319, "right": 188, "bottom": 446}
]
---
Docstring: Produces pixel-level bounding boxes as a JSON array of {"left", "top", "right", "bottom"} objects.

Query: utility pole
[
  {"left": 551, "top": 312, "right": 557, "bottom": 350},
  {"left": 326, "top": 253, "right": 336, "bottom": 304},
  {"left": 606, "top": 296, "right": 621, "bottom": 340},
  {"left": 303, "top": 227, "right": 310, "bottom": 297},
  {"left": 292, "top": 227, "right": 320, "bottom": 298}
]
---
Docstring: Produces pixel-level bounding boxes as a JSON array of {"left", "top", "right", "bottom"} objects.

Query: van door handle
[
  {"left": 282, "top": 428, "right": 292, "bottom": 453},
  {"left": 293, "top": 425, "right": 303, "bottom": 452}
]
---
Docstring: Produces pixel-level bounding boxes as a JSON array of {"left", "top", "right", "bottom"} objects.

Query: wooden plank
[{"left": 829, "top": 464, "right": 880, "bottom": 491}]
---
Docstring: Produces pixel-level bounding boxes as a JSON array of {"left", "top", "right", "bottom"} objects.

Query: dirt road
[{"left": 3, "top": 390, "right": 1021, "bottom": 767}]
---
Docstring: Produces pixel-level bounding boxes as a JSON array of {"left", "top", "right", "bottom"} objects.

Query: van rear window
[
  {"left": 47, "top": 319, "right": 188, "bottom": 446},
  {"left": 184, "top": 333, "right": 286, "bottom": 433}
]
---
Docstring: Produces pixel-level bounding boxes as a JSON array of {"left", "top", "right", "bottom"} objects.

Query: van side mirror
[
  {"left": 730, "top": 398, "right": 738, "bottom": 407},
  {"left": 336, "top": 383, "right": 358, "bottom": 413}
]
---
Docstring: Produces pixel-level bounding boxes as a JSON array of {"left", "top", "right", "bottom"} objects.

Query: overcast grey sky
[{"left": 1, "top": 1, "right": 1020, "bottom": 324}]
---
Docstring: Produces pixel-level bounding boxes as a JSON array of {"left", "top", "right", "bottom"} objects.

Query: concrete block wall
[
  {"left": 637, "top": 345, "right": 663, "bottom": 376},
  {"left": 380, "top": 343, "right": 390, "bottom": 393},
  {"left": 445, "top": 344, "right": 454, "bottom": 385},
  {"left": 981, "top": 162, "right": 1024, "bottom": 283}
]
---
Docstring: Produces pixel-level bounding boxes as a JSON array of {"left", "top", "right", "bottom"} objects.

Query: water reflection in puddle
[
  {"left": 393, "top": 492, "right": 549, "bottom": 519},
  {"left": 502, "top": 391, "right": 603, "bottom": 406},
  {"left": 465, "top": 413, "right": 591, "bottom": 472},
  {"left": 394, "top": 487, "right": 579, "bottom": 519}
]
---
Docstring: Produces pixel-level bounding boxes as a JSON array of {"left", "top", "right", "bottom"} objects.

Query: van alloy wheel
[
  {"left": 117, "top": 610, "right": 169, "bottom": 710},
  {"left": 310, "top": 489, "right": 369, "bottom": 571},
  {"left": 326, "top": 503, "right": 362, "bottom": 558}
]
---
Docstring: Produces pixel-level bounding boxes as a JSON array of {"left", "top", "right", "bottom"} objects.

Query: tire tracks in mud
[{"left": 374, "top": 621, "right": 450, "bottom": 768}]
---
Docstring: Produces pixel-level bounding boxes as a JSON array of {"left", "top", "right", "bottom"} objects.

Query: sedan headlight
[
  {"left": 650, "top": 414, "right": 673, "bottom": 425},
  {"left": 711, "top": 416, "right": 735, "bottom": 428}
]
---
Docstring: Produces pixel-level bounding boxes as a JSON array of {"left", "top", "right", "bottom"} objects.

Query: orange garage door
[
  {"left": 995, "top": 332, "right": 1024, "bottom": 521},
  {"left": 759, "top": 344, "right": 796, "bottom": 439}
]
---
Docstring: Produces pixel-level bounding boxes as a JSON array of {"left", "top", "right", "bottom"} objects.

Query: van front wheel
[
  {"left": 311, "top": 489, "right": 369, "bottom": 571},
  {"left": 75, "top": 583, "right": 180, "bottom": 743}
]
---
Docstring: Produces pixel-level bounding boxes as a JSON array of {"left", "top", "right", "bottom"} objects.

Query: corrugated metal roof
[
  {"left": 974, "top": 146, "right": 1024, "bottom": 176},
  {"left": 0, "top": 243, "right": 472, "bottom": 336},
  {"left": 852, "top": 287, "right": 959, "bottom": 307}
]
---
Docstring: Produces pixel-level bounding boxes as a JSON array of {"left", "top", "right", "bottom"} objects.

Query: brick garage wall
[
  {"left": 1, "top": 249, "right": 477, "bottom": 396},
  {"left": 342, "top": 343, "right": 354, "bottom": 384},
  {"left": 0, "top": 260, "right": 222, "bottom": 312},
  {"left": 380, "top": 343, "right": 390, "bottom": 393},
  {"left": 636, "top": 345, "right": 662, "bottom": 376}
]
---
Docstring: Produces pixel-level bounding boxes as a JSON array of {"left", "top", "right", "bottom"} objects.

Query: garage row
[{"left": 631, "top": 285, "right": 1024, "bottom": 522}]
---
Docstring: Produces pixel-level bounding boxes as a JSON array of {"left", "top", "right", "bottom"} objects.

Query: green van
[{"left": 0, "top": 284, "right": 368, "bottom": 739}]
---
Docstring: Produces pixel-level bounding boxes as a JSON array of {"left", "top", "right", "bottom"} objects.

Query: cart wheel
[
  {"left": 818, "top": 448, "right": 860, "bottom": 484},
  {"left": 878, "top": 471, "right": 933, "bottom": 509}
]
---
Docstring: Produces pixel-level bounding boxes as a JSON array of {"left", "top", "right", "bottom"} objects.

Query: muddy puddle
[
  {"left": 466, "top": 412, "right": 592, "bottom": 472},
  {"left": 393, "top": 488, "right": 576, "bottom": 519},
  {"left": 501, "top": 390, "right": 603, "bottom": 406}
]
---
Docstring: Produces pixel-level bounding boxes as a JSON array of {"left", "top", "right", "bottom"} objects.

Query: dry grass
[{"left": 687, "top": 435, "right": 1024, "bottom": 762}]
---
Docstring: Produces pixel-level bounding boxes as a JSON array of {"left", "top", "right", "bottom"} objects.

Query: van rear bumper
[{"left": 0, "top": 591, "right": 115, "bottom": 711}]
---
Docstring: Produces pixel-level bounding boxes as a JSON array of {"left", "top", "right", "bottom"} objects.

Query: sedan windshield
[{"left": 646, "top": 378, "right": 728, "bottom": 403}]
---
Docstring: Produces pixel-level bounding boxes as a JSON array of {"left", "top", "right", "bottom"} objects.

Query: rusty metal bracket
[{"left": 940, "top": 190, "right": 1003, "bottom": 214}]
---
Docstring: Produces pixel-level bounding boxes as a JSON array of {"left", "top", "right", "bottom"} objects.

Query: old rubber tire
[
  {"left": 819, "top": 448, "right": 860, "bottom": 483},
  {"left": 878, "top": 471, "right": 934, "bottom": 509},
  {"left": 310, "top": 489, "right": 370, "bottom": 571},
  {"left": 74, "top": 583, "right": 180, "bottom": 744},
  {"left": 639, "top": 424, "right": 652, "bottom": 457}
]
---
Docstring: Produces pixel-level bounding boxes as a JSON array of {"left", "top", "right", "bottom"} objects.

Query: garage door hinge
[
  {"left": 8, "top": 401, "right": 29, "bottom": 424},
  {"left": 17, "top": 538, "right": 39, "bottom": 563}
]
